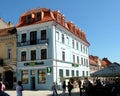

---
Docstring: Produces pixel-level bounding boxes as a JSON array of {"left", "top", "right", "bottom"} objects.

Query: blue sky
[{"left": 0, "top": 0, "right": 120, "bottom": 63}]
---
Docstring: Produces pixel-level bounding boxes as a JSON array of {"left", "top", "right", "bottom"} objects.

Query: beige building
[
  {"left": 0, "top": 18, "right": 14, "bottom": 29},
  {"left": 0, "top": 26, "right": 17, "bottom": 89}
]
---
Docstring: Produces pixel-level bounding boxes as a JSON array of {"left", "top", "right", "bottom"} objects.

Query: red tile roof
[
  {"left": 17, "top": 8, "right": 89, "bottom": 45},
  {"left": 0, "top": 27, "right": 16, "bottom": 36}
]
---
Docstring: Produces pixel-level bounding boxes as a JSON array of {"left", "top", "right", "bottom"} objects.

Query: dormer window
[
  {"left": 58, "top": 14, "right": 61, "bottom": 23},
  {"left": 27, "top": 14, "right": 32, "bottom": 24},
  {"left": 37, "top": 12, "right": 41, "bottom": 21}
]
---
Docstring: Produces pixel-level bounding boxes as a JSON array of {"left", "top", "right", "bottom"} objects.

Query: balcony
[
  {"left": 17, "top": 39, "right": 48, "bottom": 47},
  {"left": 3, "top": 58, "right": 17, "bottom": 65}
]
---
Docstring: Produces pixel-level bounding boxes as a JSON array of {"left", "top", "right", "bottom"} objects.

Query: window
[
  {"left": 7, "top": 49, "right": 12, "bottom": 59},
  {"left": 62, "top": 34, "right": 64, "bottom": 44},
  {"left": 77, "top": 56, "right": 79, "bottom": 64},
  {"left": 72, "top": 40, "right": 74, "bottom": 48},
  {"left": 72, "top": 70, "right": 74, "bottom": 77},
  {"left": 66, "top": 70, "right": 69, "bottom": 76},
  {"left": 86, "top": 71, "right": 89, "bottom": 76},
  {"left": 37, "top": 12, "right": 41, "bottom": 21},
  {"left": 76, "top": 42, "right": 79, "bottom": 50},
  {"left": 81, "top": 44, "right": 82, "bottom": 52},
  {"left": 56, "top": 31, "right": 59, "bottom": 41},
  {"left": 41, "top": 49, "right": 47, "bottom": 59},
  {"left": 76, "top": 70, "right": 79, "bottom": 76},
  {"left": 21, "top": 33, "right": 26, "bottom": 42},
  {"left": 62, "top": 51, "right": 65, "bottom": 61},
  {"left": 66, "top": 37, "right": 69, "bottom": 45},
  {"left": 82, "top": 71, "right": 85, "bottom": 77},
  {"left": 31, "top": 50, "right": 36, "bottom": 60},
  {"left": 58, "top": 15, "right": 61, "bottom": 23},
  {"left": 22, "top": 70, "right": 28, "bottom": 84},
  {"left": 81, "top": 57, "right": 83, "bottom": 65},
  {"left": 41, "top": 30, "right": 46, "bottom": 40},
  {"left": 30, "top": 31, "right": 37, "bottom": 45},
  {"left": 21, "top": 51, "right": 26, "bottom": 61},
  {"left": 27, "top": 14, "right": 32, "bottom": 23},
  {"left": 73, "top": 55, "right": 75, "bottom": 63},
  {"left": 59, "top": 69, "right": 63, "bottom": 77},
  {"left": 38, "top": 69, "right": 46, "bottom": 83}
]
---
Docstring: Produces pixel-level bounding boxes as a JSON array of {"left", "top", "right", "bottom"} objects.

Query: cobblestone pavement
[{"left": 5, "top": 88, "right": 80, "bottom": 96}]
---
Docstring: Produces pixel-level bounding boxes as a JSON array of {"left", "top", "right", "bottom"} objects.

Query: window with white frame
[
  {"left": 66, "top": 36, "right": 69, "bottom": 45},
  {"left": 62, "top": 34, "right": 64, "bottom": 44},
  {"left": 76, "top": 42, "right": 79, "bottom": 50},
  {"left": 73, "top": 55, "right": 75, "bottom": 63},
  {"left": 72, "top": 40, "right": 74, "bottom": 48},
  {"left": 56, "top": 31, "right": 59, "bottom": 41},
  {"left": 77, "top": 56, "right": 79, "bottom": 64},
  {"left": 41, "top": 49, "right": 47, "bottom": 59},
  {"left": 62, "top": 51, "right": 65, "bottom": 61}
]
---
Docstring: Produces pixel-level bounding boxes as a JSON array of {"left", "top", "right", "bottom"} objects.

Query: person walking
[
  {"left": 67, "top": 81, "right": 73, "bottom": 96},
  {"left": 52, "top": 82, "right": 58, "bottom": 96},
  {"left": 1, "top": 81, "right": 6, "bottom": 91},
  {"left": 16, "top": 81, "right": 23, "bottom": 96},
  {"left": 62, "top": 81, "right": 66, "bottom": 96}
]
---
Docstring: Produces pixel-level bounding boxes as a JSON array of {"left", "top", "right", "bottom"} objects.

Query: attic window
[
  {"left": 58, "top": 15, "right": 61, "bottom": 23},
  {"left": 37, "top": 12, "right": 41, "bottom": 21},
  {"left": 27, "top": 14, "right": 32, "bottom": 24}
]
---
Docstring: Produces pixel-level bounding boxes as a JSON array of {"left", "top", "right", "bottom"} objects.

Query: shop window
[
  {"left": 38, "top": 69, "right": 46, "bottom": 84},
  {"left": 21, "top": 70, "right": 28, "bottom": 84}
]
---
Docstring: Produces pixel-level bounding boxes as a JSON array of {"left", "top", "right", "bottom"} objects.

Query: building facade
[
  {"left": 0, "top": 18, "right": 14, "bottom": 29},
  {"left": 16, "top": 8, "right": 90, "bottom": 90},
  {"left": 0, "top": 27, "right": 17, "bottom": 89}
]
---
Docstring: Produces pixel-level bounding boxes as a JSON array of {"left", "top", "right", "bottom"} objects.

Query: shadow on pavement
[{"left": 47, "top": 92, "right": 80, "bottom": 96}]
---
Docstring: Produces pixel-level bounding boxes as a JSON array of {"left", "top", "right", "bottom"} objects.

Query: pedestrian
[
  {"left": 62, "top": 81, "right": 66, "bottom": 96},
  {"left": 67, "top": 81, "right": 73, "bottom": 96},
  {"left": 51, "top": 82, "right": 58, "bottom": 96},
  {"left": 1, "top": 81, "right": 6, "bottom": 91},
  {"left": 16, "top": 81, "right": 23, "bottom": 96},
  {"left": 0, "top": 82, "right": 9, "bottom": 96}
]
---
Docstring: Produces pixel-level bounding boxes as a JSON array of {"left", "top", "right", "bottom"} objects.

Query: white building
[{"left": 16, "top": 8, "right": 90, "bottom": 90}]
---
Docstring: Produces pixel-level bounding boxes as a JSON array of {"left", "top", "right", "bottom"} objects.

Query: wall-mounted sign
[
  {"left": 24, "top": 62, "right": 44, "bottom": 66},
  {"left": 47, "top": 67, "right": 51, "bottom": 73}
]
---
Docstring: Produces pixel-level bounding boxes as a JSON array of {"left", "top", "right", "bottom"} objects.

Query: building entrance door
[{"left": 31, "top": 77, "right": 35, "bottom": 90}]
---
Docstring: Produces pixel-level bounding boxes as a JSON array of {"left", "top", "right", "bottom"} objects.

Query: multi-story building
[
  {"left": 16, "top": 8, "right": 90, "bottom": 90},
  {"left": 0, "top": 26, "right": 17, "bottom": 89}
]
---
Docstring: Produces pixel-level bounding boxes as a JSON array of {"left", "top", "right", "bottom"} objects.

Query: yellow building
[{"left": 0, "top": 27, "right": 17, "bottom": 89}]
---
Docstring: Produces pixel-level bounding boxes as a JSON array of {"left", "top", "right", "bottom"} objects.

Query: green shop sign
[
  {"left": 24, "top": 62, "right": 44, "bottom": 66},
  {"left": 72, "top": 63, "right": 79, "bottom": 67},
  {"left": 47, "top": 67, "right": 51, "bottom": 73}
]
